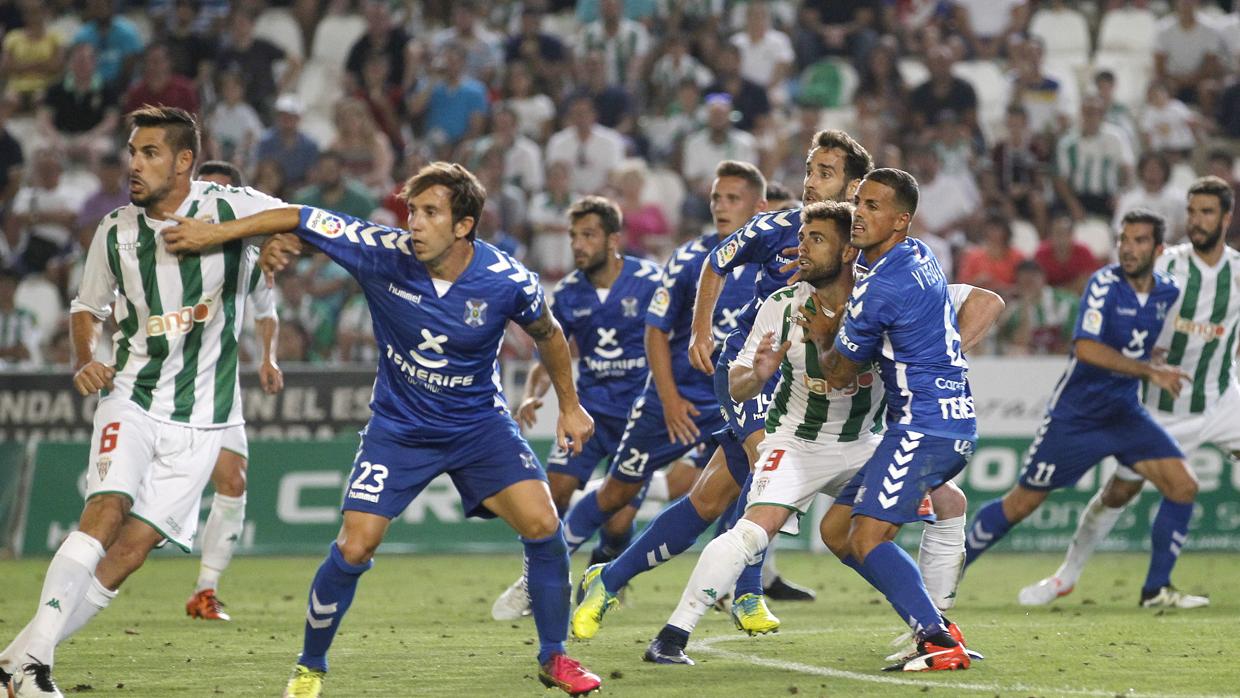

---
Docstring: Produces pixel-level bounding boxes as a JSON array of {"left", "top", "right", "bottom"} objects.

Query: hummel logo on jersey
[
  {"left": 1116, "top": 306, "right": 1137, "bottom": 316},
  {"left": 387, "top": 283, "right": 421, "bottom": 305},
  {"left": 464, "top": 299, "right": 487, "bottom": 327},
  {"left": 147, "top": 299, "right": 213, "bottom": 338},
  {"left": 409, "top": 329, "right": 449, "bottom": 369}
]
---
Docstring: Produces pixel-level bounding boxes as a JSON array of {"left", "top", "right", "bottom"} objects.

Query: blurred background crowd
[{"left": 0, "top": 0, "right": 1238, "bottom": 369}]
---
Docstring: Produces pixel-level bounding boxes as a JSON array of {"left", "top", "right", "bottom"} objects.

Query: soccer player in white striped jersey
[
  {"left": 1020, "top": 176, "right": 1235, "bottom": 609},
  {"left": 184, "top": 161, "right": 285, "bottom": 622},
  {"left": 0, "top": 107, "right": 288, "bottom": 698}
]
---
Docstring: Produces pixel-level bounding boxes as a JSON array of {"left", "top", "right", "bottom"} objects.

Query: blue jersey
[
  {"left": 1047, "top": 264, "right": 1180, "bottom": 422},
  {"left": 295, "top": 207, "right": 544, "bottom": 439},
  {"left": 708, "top": 208, "right": 801, "bottom": 335},
  {"left": 647, "top": 234, "right": 758, "bottom": 406},
  {"left": 834, "top": 237, "right": 976, "bottom": 440},
  {"left": 550, "top": 256, "right": 663, "bottom": 419}
]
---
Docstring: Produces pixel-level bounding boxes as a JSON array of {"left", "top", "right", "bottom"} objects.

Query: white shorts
[
  {"left": 86, "top": 398, "right": 224, "bottom": 552},
  {"left": 220, "top": 424, "right": 249, "bottom": 460},
  {"left": 1117, "top": 384, "right": 1240, "bottom": 482},
  {"left": 747, "top": 431, "right": 882, "bottom": 536}
]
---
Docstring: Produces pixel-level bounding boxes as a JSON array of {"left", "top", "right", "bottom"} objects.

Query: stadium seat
[
  {"left": 897, "top": 58, "right": 929, "bottom": 89},
  {"left": 255, "top": 7, "right": 306, "bottom": 61},
  {"left": 1075, "top": 218, "right": 1115, "bottom": 261},
  {"left": 297, "top": 59, "right": 346, "bottom": 122},
  {"left": 1097, "top": 7, "right": 1158, "bottom": 55},
  {"left": 1011, "top": 219, "right": 1041, "bottom": 258},
  {"left": 952, "top": 60, "right": 1010, "bottom": 144},
  {"left": 1091, "top": 52, "right": 1152, "bottom": 110},
  {"left": 795, "top": 59, "right": 857, "bottom": 108},
  {"left": 310, "top": 12, "right": 367, "bottom": 70},
  {"left": 1029, "top": 6, "right": 1091, "bottom": 68}
]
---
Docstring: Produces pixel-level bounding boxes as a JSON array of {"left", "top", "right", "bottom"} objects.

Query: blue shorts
[
  {"left": 546, "top": 413, "right": 628, "bottom": 486},
  {"left": 1019, "top": 408, "right": 1184, "bottom": 491},
  {"left": 850, "top": 429, "right": 974, "bottom": 525},
  {"left": 712, "top": 426, "right": 754, "bottom": 487},
  {"left": 608, "top": 390, "right": 726, "bottom": 484},
  {"left": 714, "top": 330, "right": 776, "bottom": 441},
  {"left": 342, "top": 415, "right": 546, "bottom": 520}
]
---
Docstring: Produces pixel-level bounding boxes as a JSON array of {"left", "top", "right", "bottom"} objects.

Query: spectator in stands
[
  {"left": 957, "top": 215, "right": 1026, "bottom": 297},
  {"left": 162, "top": 0, "right": 217, "bottom": 84},
  {"left": 613, "top": 158, "right": 671, "bottom": 258},
  {"left": 908, "top": 145, "right": 980, "bottom": 279},
  {"left": 328, "top": 97, "right": 394, "bottom": 196},
  {"left": 277, "top": 267, "right": 335, "bottom": 361},
  {"left": 1113, "top": 151, "right": 1188, "bottom": 243},
  {"left": 37, "top": 42, "right": 119, "bottom": 168},
  {"left": 570, "top": 50, "right": 636, "bottom": 134},
  {"left": 72, "top": 0, "right": 144, "bottom": 92},
  {"left": 1034, "top": 214, "right": 1100, "bottom": 294},
  {"left": 0, "top": 94, "right": 21, "bottom": 228},
  {"left": 1009, "top": 35, "right": 1073, "bottom": 136},
  {"left": 1154, "top": 0, "right": 1226, "bottom": 108},
  {"left": 649, "top": 33, "right": 713, "bottom": 108},
  {"left": 772, "top": 104, "right": 824, "bottom": 200},
  {"left": 504, "top": 2, "right": 568, "bottom": 88},
  {"left": 335, "top": 290, "right": 376, "bottom": 363},
  {"left": 998, "top": 259, "right": 1078, "bottom": 355},
  {"left": 730, "top": 1, "right": 794, "bottom": 96},
  {"left": 255, "top": 94, "right": 320, "bottom": 191},
  {"left": 207, "top": 69, "right": 264, "bottom": 170},
  {"left": 502, "top": 60, "right": 557, "bottom": 142},
  {"left": 705, "top": 43, "right": 771, "bottom": 133},
  {"left": 1139, "top": 82, "right": 1201, "bottom": 159},
  {"left": 293, "top": 150, "right": 379, "bottom": 221},
  {"left": 345, "top": 0, "right": 409, "bottom": 92},
  {"left": 216, "top": 7, "right": 300, "bottom": 119},
  {"left": 854, "top": 34, "right": 907, "bottom": 129},
  {"left": 681, "top": 93, "right": 759, "bottom": 222},
  {"left": 407, "top": 41, "right": 489, "bottom": 150},
  {"left": 794, "top": 0, "right": 881, "bottom": 67},
  {"left": 644, "top": 78, "right": 704, "bottom": 163},
  {"left": 527, "top": 160, "right": 578, "bottom": 280},
  {"left": 123, "top": 42, "right": 201, "bottom": 116},
  {"left": 907, "top": 45, "right": 980, "bottom": 137},
  {"left": 1054, "top": 95, "right": 1135, "bottom": 221},
  {"left": 989, "top": 103, "right": 1050, "bottom": 236},
  {"left": 276, "top": 318, "right": 312, "bottom": 363},
  {"left": 73, "top": 153, "right": 127, "bottom": 251},
  {"left": 1204, "top": 149, "right": 1240, "bottom": 246},
  {"left": 579, "top": 0, "right": 651, "bottom": 89},
  {"left": 433, "top": 0, "right": 503, "bottom": 84},
  {"left": 1217, "top": 72, "right": 1240, "bottom": 139},
  {"left": 0, "top": 267, "right": 41, "bottom": 367},
  {"left": 473, "top": 145, "right": 528, "bottom": 245},
  {"left": 0, "top": 0, "right": 64, "bottom": 112},
  {"left": 544, "top": 93, "right": 625, "bottom": 195},
  {"left": 7, "top": 148, "right": 78, "bottom": 275},
  {"left": 1094, "top": 69, "right": 1138, "bottom": 151},
  {"left": 253, "top": 158, "right": 289, "bottom": 202},
  {"left": 951, "top": 0, "right": 1028, "bottom": 59},
  {"left": 353, "top": 53, "right": 406, "bottom": 153},
  {"left": 468, "top": 105, "right": 543, "bottom": 194}
]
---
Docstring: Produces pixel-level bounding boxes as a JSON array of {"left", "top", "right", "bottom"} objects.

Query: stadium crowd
[{"left": 1, "top": 0, "right": 1238, "bottom": 367}]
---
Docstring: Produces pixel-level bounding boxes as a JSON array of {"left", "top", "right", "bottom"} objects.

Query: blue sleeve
[
  {"left": 510, "top": 271, "right": 545, "bottom": 326},
  {"left": 548, "top": 290, "right": 572, "bottom": 340},
  {"left": 834, "top": 277, "right": 894, "bottom": 364},
  {"left": 708, "top": 212, "right": 793, "bottom": 274},
  {"left": 647, "top": 256, "right": 697, "bottom": 332},
  {"left": 1072, "top": 270, "right": 1117, "bottom": 343},
  {"left": 295, "top": 207, "right": 407, "bottom": 279}
]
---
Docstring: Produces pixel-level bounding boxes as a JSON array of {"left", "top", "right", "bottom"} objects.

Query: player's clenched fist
[
  {"left": 162, "top": 213, "right": 221, "bottom": 253},
  {"left": 687, "top": 330, "right": 715, "bottom": 375},
  {"left": 73, "top": 360, "right": 115, "bottom": 396},
  {"left": 260, "top": 233, "right": 303, "bottom": 275},
  {"left": 556, "top": 403, "right": 595, "bottom": 456},
  {"left": 795, "top": 296, "right": 843, "bottom": 349}
]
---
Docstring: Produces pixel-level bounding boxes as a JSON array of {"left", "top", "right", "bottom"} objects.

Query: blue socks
[
  {"left": 563, "top": 490, "right": 611, "bottom": 554},
  {"left": 600, "top": 496, "right": 711, "bottom": 592},
  {"left": 299, "top": 543, "right": 372, "bottom": 672},
  {"left": 842, "top": 554, "right": 911, "bottom": 625},
  {"left": 861, "top": 542, "right": 943, "bottom": 636},
  {"left": 524, "top": 525, "right": 571, "bottom": 665},
  {"left": 1143, "top": 499, "right": 1193, "bottom": 595},
  {"left": 964, "top": 498, "right": 1013, "bottom": 567},
  {"left": 591, "top": 519, "right": 636, "bottom": 565}
]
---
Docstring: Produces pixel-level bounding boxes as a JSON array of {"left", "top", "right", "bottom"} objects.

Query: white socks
[
  {"left": 761, "top": 538, "right": 778, "bottom": 582},
  {"left": 919, "top": 515, "right": 965, "bottom": 611},
  {"left": 197, "top": 493, "right": 246, "bottom": 592},
  {"left": 668, "top": 519, "right": 769, "bottom": 634},
  {"left": 13, "top": 531, "right": 105, "bottom": 667},
  {"left": 1055, "top": 491, "right": 1125, "bottom": 587},
  {"left": 58, "top": 578, "right": 117, "bottom": 645},
  {"left": 645, "top": 470, "right": 670, "bottom": 504}
]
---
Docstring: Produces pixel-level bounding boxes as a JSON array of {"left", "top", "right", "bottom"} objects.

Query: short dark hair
[
  {"left": 811, "top": 129, "right": 873, "bottom": 184},
  {"left": 984, "top": 214, "right": 1012, "bottom": 244},
  {"left": 197, "top": 160, "right": 245, "bottom": 186},
  {"left": 801, "top": 200, "right": 853, "bottom": 243},
  {"left": 863, "top": 168, "right": 919, "bottom": 215},
  {"left": 1120, "top": 208, "right": 1167, "bottom": 245},
  {"left": 128, "top": 105, "right": 201, "bottom": 168},
  {"left": 1016, "top": 259, "right": 1043, "bottom": 275},
  {"left": 1137, "top": 151, "right": 1171, "bottom": 184},
  {"left": 567, "top": 195, "right": 623, "bottom": 234},
  {"left": 1094, "top": 69, "right": 1116, "bottom": 85},
  {"left": 1005, "top": 103, "right": 1029, "bottom": 119},
  {"left": 765, "top": 180, "right": 792, "bottom": 203},
  {"left": 399, "top": 162, "right": 487, "bottom": 241},
  {"left": 714, "top": 160, "right": 766, "bottom": 198},
  {"left": 1188, "top": 175, "right": 1234, "bottom": 214}
]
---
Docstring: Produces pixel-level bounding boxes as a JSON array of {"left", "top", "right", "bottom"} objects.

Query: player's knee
[
  {"left": 517, "top": 510, "right": 562, "bottom": 541},
  {"left": 1002, "top": 488, "right": 1043, "bottom": 522},
  {"left": 822, "top": 528, "right": 850, "bottom": 559},
  {"left": 596, "top": 479, "right": 637, "bottom": 512},
  {"left": 336, "top": 537, "right": 380, "bottom": 566},
  {"left": 1101, "top": 478, "right": 1142, "bottom": 508},
  {"left": 214, "top": 469, "right": 247, "bottom": 497},
  {"left": 687, "top": 488, "right": 730, "bottom": 520},
  {"left": 1163, "top": 474, "right": 1198, "bottom": 504},
  {"left": 848, "top": 524, "right": 885, "bottom": 561},
  {"left": 930, "top": 482, "right": 967, "bottom": 519}
]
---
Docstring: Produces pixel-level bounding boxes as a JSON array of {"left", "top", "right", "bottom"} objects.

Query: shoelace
[{"left": 736, "top": 596, "right": 761, "bottom": 615}]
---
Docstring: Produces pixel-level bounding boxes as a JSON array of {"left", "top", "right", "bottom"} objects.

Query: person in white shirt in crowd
[
  {"left": 469, "top": 105, "right": 545, "bottom": 195},
  {"left": 952, "top": 0, "right": 1028, "bottom": 59},
  {"left": 908, "top": 145, "right": 981, "bottom": 280},
  {"left": 1139, "top": 82, "right": 1202, "bottom": 159},
  {"left": 1154, "top": 0, "right": 1227, "bottom": 108},
  {"left": 1113, "top": 151, "right": 1188, "bottom": 243},
  {"left": 681, "top": 93, "right": 758, "bottom": 219},
  {"left": 578, "top": 0, "right": 651, "bottom": 89},
  {"left": 7, "top": 148, "right": 83, "bottom": 275},
  {"left": 528, "top": 160, "right": 581, "bottom": 281},
  {"left": 729, "top": 2, "right": 793, "bottom": 101},
  {"left": 545, "top": 94, "right": 625, "bottom": 196}
]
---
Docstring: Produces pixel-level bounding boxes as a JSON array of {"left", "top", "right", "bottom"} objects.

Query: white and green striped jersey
[
  {"left": 1147, "top": 243, "right": 1240, "bottom": 416},
  {"left": 735, "top": 282, "right": 886, "bottom": 443},
  {"left": 70, "top": 181, "right": 286, "bottom": 426},
  {"left": 0, "top": 306, "right": 41, "bottom": 367}
]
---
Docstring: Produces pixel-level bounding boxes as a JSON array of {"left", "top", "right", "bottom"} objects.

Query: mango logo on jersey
[
  {"left": 147, "top": 299, "right": 213, "bottom": 338},
  {"left": 804, "top": 368, "right": 875, "bottom": 397},
  {"left": 1173, "top": 316, "right": 1227, "bottom": 340}
]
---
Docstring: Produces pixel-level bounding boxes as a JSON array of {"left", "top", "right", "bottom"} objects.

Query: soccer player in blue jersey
[
  {"left": 162, "top": 162, "right": 602, "bottom": 697},
  {"left": 491, "top": 195, "right": 664, "bottom": 621},
  {"left": 806, "top": 168, "right": 978, "bottom": 672},
  {"left": 963, "top": 210, "right": 1202, "bottom": 609},
  {"left": 565, "top": 161, "right": 763, "bottom": 639}
]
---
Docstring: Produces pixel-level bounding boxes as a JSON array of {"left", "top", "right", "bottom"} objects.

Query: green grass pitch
[{"left": 1, "top": 551, "right": 1236, "bottom": 697}]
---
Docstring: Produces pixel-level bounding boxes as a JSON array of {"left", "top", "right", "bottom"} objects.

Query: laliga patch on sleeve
[
  {"left": 1082, "top": 308, "right": 1103, "bottom": 335},
  {"left": 715, "top": 239, "right": 740, "bottom": 268},
  {"left": 649, "top": 287, "right": 671, "bottom": 317},
  {"left": 305, "top": 208, "right": 345, "bottom": 238}
]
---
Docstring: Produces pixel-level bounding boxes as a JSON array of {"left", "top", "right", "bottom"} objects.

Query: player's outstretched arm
[
  {"left": 162, "top": 207, "right": 303, "bottom": 253},
  {"left": 70, "top": 311, "right": 114, "bottom": 396},
  {"left": 955, "top": 285, "right": 1005, "bottom": 354},
  {"left": 1075, "top": 338, "right": 1190, "bottom": 398},
  {"left": 688, "top": 264, "right": 725, "bottom": 374},
  {"left": 257, "top": 315, "right": 283, "bottom": 395},
  {"left": 523, "top": 312, "right": 594, "bottom": 455}
]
